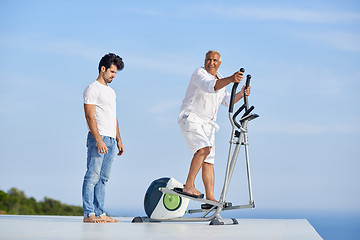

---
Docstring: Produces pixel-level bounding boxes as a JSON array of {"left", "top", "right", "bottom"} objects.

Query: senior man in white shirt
[{"left": 177, "top": 50, "right": 250, "bottom": 202}]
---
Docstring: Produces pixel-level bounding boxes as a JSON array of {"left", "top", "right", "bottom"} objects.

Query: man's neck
[
  {"left": 204, "top": 67, "right": 218, "bottom": 78},
  {"left": 96, "top": 76, "right": 107, "bottom": 86},
  {"left": 207, "top": 70, "right": 218, "bottom": 79}
]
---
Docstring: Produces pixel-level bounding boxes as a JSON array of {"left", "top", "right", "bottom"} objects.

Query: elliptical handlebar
[
  {"left": 245, "top": 74, "right": 251, "bottom": 89},
  {"left": 228, "top": 83, "right": 239, "bottom": 113},
  {"left": 243, "top": 74, "right": 251, "bottom": 111},
  {"left": 229, "top": 68, "right": 254, "bottom": 129},
  {"left": 228, "top": 68, "right": 245, "bottom": 113}
]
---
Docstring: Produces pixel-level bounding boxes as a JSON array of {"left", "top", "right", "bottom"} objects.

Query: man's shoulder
[
  {"left": 83, "top": 81, "right": 100, "bottom": 97},
  {"left": 191, "top": 67, "right": 207, "bottom": 78},
  {"left": 85, "top": 81, "right": 99, "bottom": 89},
  {"left": 193, "top": 66, "right": 206, "bottom": 74}
]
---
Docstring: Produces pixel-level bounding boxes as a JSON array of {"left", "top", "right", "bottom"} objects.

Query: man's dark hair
[{"left": 98, "top": 53, "right": 124, "bottom": 73}]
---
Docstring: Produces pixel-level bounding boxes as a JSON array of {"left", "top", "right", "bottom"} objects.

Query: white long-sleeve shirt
[{"left": 178, "top": 67, "right": 231, "bottom": 126}]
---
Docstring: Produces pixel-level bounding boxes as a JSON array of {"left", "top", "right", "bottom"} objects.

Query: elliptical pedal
[
  {"left": 201, "top": 203, "right": 215, "bottom": 209},
  {"left": 201, "top": 202, "right": 232, "bottom": 209}
]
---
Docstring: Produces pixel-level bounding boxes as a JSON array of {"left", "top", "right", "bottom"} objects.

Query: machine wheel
[{"left": 163, "top": 193, "right": 182, "bottom": 211}]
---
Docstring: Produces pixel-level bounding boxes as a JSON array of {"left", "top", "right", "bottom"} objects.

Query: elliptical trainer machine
[{"left": 132, "top": 68, "right": 259, "bottom": 225}]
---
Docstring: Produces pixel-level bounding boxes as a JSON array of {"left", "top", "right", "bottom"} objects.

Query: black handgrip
[
  {"left": 229, "top": 68, "right": 245, "bottom": 113},
  {"left": 244, "top": 74, "right": 252, "bottom": 111},
  {"left": 229, "top": 83, "right": 239, "bottom": 113},
  {"left": 245, "top": 74, "right": 251, "bottom": 89}
]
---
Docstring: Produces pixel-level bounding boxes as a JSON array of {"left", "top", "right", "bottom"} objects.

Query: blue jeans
[{"left": 82, "top": 132, "right": 116, "bottom": 217}]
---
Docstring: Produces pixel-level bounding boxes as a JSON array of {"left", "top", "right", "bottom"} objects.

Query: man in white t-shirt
[
  {"left": 177, "top": 50, "right": 250, "bottom": 202},
  {"left": 82, "top": 53, "right": 125, "bottom": 223}
]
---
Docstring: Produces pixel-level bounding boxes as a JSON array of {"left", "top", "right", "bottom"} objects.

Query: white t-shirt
[
  {"left": 83, "top": 80, "right": 117, "bottom": 138},
  {"left": 178, "top": 67, "right": 231, "bottom": 123}
]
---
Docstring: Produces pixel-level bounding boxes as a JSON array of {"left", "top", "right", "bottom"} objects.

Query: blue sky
[{"left": 0, "top": 0, "right": 359, "bottom": 216}]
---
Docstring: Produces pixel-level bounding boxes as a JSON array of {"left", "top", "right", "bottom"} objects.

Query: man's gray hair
[{"left": 206, "top": 50, "right": 221, "bottom": 61}]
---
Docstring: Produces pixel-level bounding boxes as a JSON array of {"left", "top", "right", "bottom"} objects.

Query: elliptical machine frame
[{"left": 133, "top": 69, "right": 259, "bottom": 225}]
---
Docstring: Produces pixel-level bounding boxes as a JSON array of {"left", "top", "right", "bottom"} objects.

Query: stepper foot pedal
[{"left": 225, "top": 202, "right": 232, "bottom": 208}]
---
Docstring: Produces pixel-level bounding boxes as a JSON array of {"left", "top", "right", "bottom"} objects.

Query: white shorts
[{"left": 179, "top": 114, "right": 216, "bottom": 164}]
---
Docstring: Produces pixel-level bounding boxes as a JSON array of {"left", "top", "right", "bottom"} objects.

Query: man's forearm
[
  {"left": 234, "top": 91, "right": 244, "bottom": 103},
  {"left": 86, "top": 116, "right": 102, "bottom": 142},
  {"left": 214, "top": 76, "right": 233, "bottom": 91},
  {"left": 116, "top": 119, "right": 122, "bottom": 143}
]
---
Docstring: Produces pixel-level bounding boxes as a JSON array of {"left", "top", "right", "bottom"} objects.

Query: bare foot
[
  {"left": 183, "top": 185, "right": 202, "bottom": 197},
  {"left": 100, "top": 215, "right": 120, "bottom": 223},
  {"left": 206, "top": 197, "right": 218, "bottom": 202},
  {"left": 83, "top": 215, "right": 106, "bottom": 223}
]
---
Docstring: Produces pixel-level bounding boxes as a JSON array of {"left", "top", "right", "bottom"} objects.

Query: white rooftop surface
[{"left": 0, "top": 215, "right": 323, "bottom": 240}]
